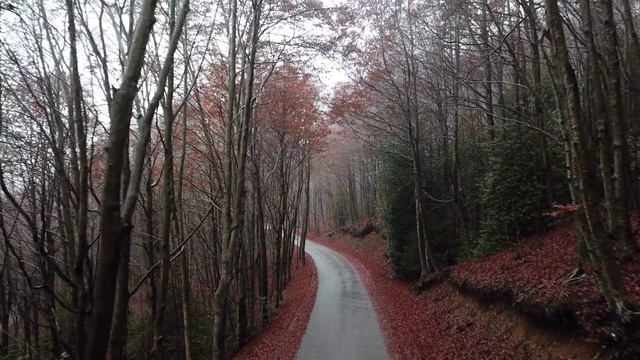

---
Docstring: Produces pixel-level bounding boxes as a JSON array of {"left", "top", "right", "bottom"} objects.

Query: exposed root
[
  {"left": 564, "top": 267, "right": 586, "bottom": 285},
  {"left": 411, "top": 269, "right": 450, "bottom": 295}
]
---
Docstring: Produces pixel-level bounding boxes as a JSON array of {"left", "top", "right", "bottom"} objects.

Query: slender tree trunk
[
  {"left": 238, "top": 247, "right": 248, "bottom": 347},
  {"left": 253, "top": 152, "right": 269, "bottom": 326},
  {"left": 179, "top": 38, "right": 194, "bottom": 360},
  {"left": 621, "top": 0, "right": 640, "bottom": 150},
  {"left": 482, "top": 7, "right": 494, "bottom": 141},
  {"left": 86, "top": 0, "right": 188, "bottom": 357},
  {"left": 522, "top": 0, "right": 553, "bottom": 205},
  {"left": 580, "top": 0, "right": 617, "bottom": 253},
  {"left": 452, "top": 15, "right": 467, "bottom": 239},
  {"left": 411, "top": 132, "right": 430, "bottom": 275},
  {"left": 0, "top": 284, "right": 7, "bottom": 358},
  {"left": 145, "top": 164, "right": 158, "bottom": 322},
  {"left": 65, "top": 0, "right": 90, "bottom": 355},
  {"left": 299, "top": 154, "right": 311, "bottom": 266},
  {"left": 109, "top": 106, "right": 134, "bottom": 360},
  {"left": 85, "top": 0, "right": 160, "bottom": 356},
  {"left": 152, "top": 2, "right": 177, "bottom": 356},
  {"left": 598, "top": 0, "right": 637, "bottom": 256},
  {"left": 108, "top": 231, "right": 132, "bottom": 360},
  {"left": 347, "top": 165, "right": 359, "bottom": 224},
  {"left": 213, "top": 0, "right": 241, "bottom": 357},
  {"left": 0, "top": 231, "right": 9, "bottom": 358},
  {"left": 213, "top": 9, "right": 259, "bottom": 355},
  {"left": 545, "top": 0, "right": 635, "bottom": 322},
  {"left": 22, "top": 305, "right": 32, "bottom": 359},
  {"left": 313, "top": 190, "right": 319, "bottom": 235}
]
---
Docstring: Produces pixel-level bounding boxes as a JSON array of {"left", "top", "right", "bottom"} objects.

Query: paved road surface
[{"left": 296, "top": 240, "right": 389, "bottom": 360}]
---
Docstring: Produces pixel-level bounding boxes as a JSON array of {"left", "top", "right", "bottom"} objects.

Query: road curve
[{"left": 296, "top": 240, "right": 389, "bottom": 360}]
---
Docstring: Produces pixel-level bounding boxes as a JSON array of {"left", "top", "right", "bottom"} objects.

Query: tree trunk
[
  {"left": 299, "top": 154, "right": 311, "bottom": 266},
  {"left": 482, "top": 7, "right": 494, "bottom": 141},
  {"left": 215, "top": 4, "right": 259, "bottom": 349},
  {"left": 109, "top": 99, "right": 134, "bottom": 360},
  {"left": 85, "top": 0, "right": 160, "bottom": 356},
  {"left": 545, "top": 0, "right": 635, "bottom": 323},
  {"left": 86, "top": 0, "right": 187, "bottom": 357},
  {"left": 254, "top": 158, "right": 269, "bottom": 326},
  {"left": 621, "top": 0, "right": 640, "bottom": 149},
  {"left": 598, "top": 0, "right": 637, "bottom": 256},
  {"left": 144, "top": 163, "right": 158, "bottom": 322},
  {"left": 411, "top": 132, "right": 430, "bottom": 275},
  {"left": 179, "top": 40, "right": 194, "bottom": 360},
  {"left": 0, "top": 237, "right": 9, "bottom": 358},
  {"left": 108, "top": 231, "right": 132, "bottom": 360},
  {"left": 152, "top": 2, "right": 177, "bottom": 356},
  {"left": 238, "top": 248, "right": 248, "bottom": 347},
  {"left": 65, "top": 0, "right": 90, "bottom": 355}
]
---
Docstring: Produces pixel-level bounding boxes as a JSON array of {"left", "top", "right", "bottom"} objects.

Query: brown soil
[{"left": 447, "top": 289, "right": 598, "bottom": 359}]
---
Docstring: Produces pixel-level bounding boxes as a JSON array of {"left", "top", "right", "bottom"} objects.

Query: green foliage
[
  {"left": 423, "top": 194, "right": 460, "bottom": 266},
  {"left": 127, "top": 313, "right": 155, "bottom": 359},
  {"left": 377, "top": 142, "right": 422, "bottom": 279},
  {"left": 330, "top": 185, "right": 349, "bottom": 228},
  {"left": 474, "top": 125, "right": 558, "bottom": 256},
  {"left": 127, "top": 303, "right": 213, "bottom": 360},
  {"left": 0, "top": 342, "right": 20, "bottom": 360}
]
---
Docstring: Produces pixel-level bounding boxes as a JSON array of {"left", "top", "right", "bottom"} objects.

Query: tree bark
[
  {"left": 212, "top": 0, "right": 260, "bottom": 355},
  {"left": 299, "top": 154, "right": 311, "bottom": 266},
  {"left": 598, "top": 0, "right": 637, "bottom": 256},
  {"left": 108, "top": 231, "right": 132, "bottom": 360},
  {"left": 86, "top": 0, "right": 188, "bottom": 357},
  {"left": 65, "top": 0, "right": 90, "bottom": 356},
  {"left": 545, "top": 0, "right": 635, "bottom": 322},
  {"left": 212, "top": 0, "right": 239, "bottom": 357},
  {"left": 179, "top": 35, "right": 195, "bottom": 360},
  {"left": 151, "top": 1, "right": 178, "bottom": 357},
  {"left": 252, "top": 147, "right": 269, "bottom": 327}
]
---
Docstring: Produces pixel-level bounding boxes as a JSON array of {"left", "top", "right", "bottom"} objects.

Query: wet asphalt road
[{"left": 296, "top": 240, "right": 390, "bottom": 360}]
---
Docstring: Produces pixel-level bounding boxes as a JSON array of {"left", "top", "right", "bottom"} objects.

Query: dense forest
[{"left": 0, "top": 0, "right": 639, "bottom": 358}]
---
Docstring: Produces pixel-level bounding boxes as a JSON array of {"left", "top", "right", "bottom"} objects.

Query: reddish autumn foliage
[
  {"left": 451, "top": 219, "right": 640, "bottom": 346},
  {"left": 329, "top": 83, "right": 370, "bottom": 122},
  {"left": 255, "top": 64, "right": 328, "bottom": 153},
  {"left": 233, "top": 256, "right": 318, "bottom": 360}
]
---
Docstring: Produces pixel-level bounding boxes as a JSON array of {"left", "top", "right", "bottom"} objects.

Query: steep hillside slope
[{"left": 308, "top": 219, "right": 640, "bottom": 359}]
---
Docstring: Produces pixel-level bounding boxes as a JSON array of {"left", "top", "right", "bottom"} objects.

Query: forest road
[{"left": 296, "top": 240, "right": 389, "bottom": 360}]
